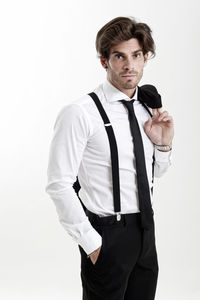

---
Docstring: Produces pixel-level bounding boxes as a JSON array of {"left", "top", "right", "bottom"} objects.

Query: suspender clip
[{"left": 116, "top": 212, "right": 121, "bottom": 221}]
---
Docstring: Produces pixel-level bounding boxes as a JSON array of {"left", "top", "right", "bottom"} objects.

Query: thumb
[{"left": 144, "top": 116, "right": 152, "bottom": 134}]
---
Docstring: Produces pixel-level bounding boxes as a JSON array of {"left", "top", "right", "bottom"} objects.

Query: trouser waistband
[{"left": 85, "top": 208, "right": 142, "bottom": 227}]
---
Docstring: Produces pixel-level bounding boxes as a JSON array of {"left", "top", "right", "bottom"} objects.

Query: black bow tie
[{"left": 138, "top": 84, "right": 162, "bottom": 109}]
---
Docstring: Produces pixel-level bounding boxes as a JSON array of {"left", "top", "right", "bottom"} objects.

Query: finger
[
  {"left": 158, "top": 111, "right": 169, "bottom": 121},
  {"left": 152, "top": 108, "right": 159, "bottom": 117},
  {"left": 152, "top": 108, "right": 163, "bottom": 120},
  {"left": 152, "top": 108, "right": 163, "bottom": 114},
  {"left": 162, "top": 116, "right": 173, "bottom": 122}
]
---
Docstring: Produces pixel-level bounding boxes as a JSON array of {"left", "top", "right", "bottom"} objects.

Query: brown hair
[{"left": 96, "top": 16, "right": 156, "bottom": 60}]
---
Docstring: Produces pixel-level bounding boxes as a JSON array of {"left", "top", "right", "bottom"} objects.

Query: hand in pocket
[{"left": 90, "top": 246, "right": 102, "bottom": 265}]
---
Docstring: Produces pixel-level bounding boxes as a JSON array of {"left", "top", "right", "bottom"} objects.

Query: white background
[{"left": 0, "top": 0, "right": 200, "bottom": 299}]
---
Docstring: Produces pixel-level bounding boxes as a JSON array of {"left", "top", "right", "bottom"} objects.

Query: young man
[{"left": 46, "top": 16, "right": 174, "bottom": 300}]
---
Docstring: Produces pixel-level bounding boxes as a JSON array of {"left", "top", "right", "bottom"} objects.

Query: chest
[{"left": 85, "top": 101, "right": 154, "bottom": 164}]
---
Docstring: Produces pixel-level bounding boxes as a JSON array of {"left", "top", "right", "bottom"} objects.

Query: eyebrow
[{"left": 111, "top": 49, "right": 143, "bottom": 55}]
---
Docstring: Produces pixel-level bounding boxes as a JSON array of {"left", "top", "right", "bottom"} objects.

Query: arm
[{"left": 45, "top": 103, "right": 102, "bottom": 255}]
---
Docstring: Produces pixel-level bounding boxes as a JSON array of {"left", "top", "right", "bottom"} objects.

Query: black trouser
[{"left": 78, "top": 210, "right": 159, "bottom": 300}]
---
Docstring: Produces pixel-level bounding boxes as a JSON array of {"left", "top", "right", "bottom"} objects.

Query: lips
[
  {"left": 121, "top": 75, "right": 136, "bottom": 78},
  {"left": 121, "top": 74, "right": 137, "bottom": 77}
]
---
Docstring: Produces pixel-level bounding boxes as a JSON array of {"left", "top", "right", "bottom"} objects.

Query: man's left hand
[{"left": 144, "top": 108, "right": 174, "bottom": 146}]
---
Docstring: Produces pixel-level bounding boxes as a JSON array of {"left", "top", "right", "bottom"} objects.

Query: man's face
[{"left": 100, "top": 38, "right": 148, "bottom": 98}]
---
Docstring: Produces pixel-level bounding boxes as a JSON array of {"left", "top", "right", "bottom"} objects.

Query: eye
[
  {"left": 115, "top": 54, "right": 123, "bottom": 59},
  {"left": 134, "top": 52, "right": 142, "bottom": 58}
]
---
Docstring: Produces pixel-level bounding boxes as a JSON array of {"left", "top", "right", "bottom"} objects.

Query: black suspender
[
  {"left": 73, "top": 92, "right": 155, "bottom": 219},
  {"left": 88, "top": 92, "right": 121, "bottom": 219}
]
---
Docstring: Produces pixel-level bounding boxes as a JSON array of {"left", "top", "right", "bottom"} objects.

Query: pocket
[{"left": 92, "top": 228, "right": 105, "bottom": 267}]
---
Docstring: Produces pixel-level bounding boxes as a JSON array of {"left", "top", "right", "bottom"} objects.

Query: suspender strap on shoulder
[{"left": 88, "top": 92, "right": 121, "bottom": 217}]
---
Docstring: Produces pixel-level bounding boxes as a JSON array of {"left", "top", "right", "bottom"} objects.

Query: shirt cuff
[
  {"left": 77, "top": 227, "right": 102, "bottom": 256},
  {"left": 154, "top": 148, "right": 172, "bottom": 162}
]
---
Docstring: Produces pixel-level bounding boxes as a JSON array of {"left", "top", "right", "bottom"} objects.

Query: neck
[{"left": 107, "top": 78, "right": 136, "bottom": 99}]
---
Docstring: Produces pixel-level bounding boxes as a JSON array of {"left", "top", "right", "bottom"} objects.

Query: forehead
[{"left": 110, "top": 38, "right": 142, "bottom": 55}]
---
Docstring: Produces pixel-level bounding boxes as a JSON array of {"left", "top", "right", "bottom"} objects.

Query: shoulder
[
  {"left": 53, "top": 85, "right": 103, "bottom": 135},
  {"left": 56, "top": 93, "right": 93, "bottom": 122},
  {"left": 54, "top": 98, "right": 90, "bottom": 131},
  {"left": 59, "top": 82, "right": 103, "bottom": 116},
  {"left": 60, "top": 83, "right": 104, "bottom": 119}
]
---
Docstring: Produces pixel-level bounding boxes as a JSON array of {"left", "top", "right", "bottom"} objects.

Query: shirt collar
[{"left": 102, "top": 78, "right": 138, "bottom": 102}]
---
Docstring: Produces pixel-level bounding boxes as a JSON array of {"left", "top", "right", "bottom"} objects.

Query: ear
[
  {"left": 100, "top": 56, "right": 108, "bottom": 70},
  {"left": 144, "top": 52, "right": 149, "bottom": 66}
]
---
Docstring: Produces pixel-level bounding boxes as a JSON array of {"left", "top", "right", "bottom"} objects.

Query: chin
[{"left": 123, "top": 83, "right": 137, "bottom": 89}]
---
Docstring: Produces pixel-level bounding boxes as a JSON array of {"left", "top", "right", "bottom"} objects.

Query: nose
[{"left": 123, "top": 57, "right": 135, "bottom": 71}]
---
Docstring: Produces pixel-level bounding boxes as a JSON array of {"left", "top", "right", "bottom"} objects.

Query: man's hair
[{"left": 96, "top": 16, "right": 156, "bottom": 60}]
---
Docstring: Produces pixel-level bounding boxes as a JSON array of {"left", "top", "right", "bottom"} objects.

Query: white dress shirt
[{"left": 45, "top": 79, "right": 172, "bottom": 255}]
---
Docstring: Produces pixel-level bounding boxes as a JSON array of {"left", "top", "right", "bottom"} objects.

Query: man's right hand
[{"left": 88, "top": 246, "right": 102, "bottom": 265}]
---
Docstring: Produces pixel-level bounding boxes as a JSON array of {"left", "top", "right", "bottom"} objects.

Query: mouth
[{"left": 121, "top": 74, "right": 137, "bottom": 78}]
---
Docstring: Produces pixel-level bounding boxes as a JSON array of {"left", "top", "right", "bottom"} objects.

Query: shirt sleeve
[
  {"left": 154, "top": 148, "right": 172, "bottom": 178},
  {"left": 45, "top": 103, "right": 102, "bottom": 255}
]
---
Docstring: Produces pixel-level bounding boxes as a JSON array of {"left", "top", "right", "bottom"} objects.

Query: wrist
[
  {"left": 155, "top": 143, "right": 172, "bottom": 151},
  {"left": 87, "top": 247, "right": 99, "bottom": 258}
]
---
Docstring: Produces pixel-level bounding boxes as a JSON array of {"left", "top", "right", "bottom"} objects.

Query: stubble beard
[
  {"left": 112, "top": 70, "right": 143, "bottom": 91},
  {"left": 116, "top": 75, "right": 140, "bottom": 91}
]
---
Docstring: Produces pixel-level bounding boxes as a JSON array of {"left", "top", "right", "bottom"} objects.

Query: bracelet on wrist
[{"left": 155, "top": 144, "right": 172, "bottom": 151}]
